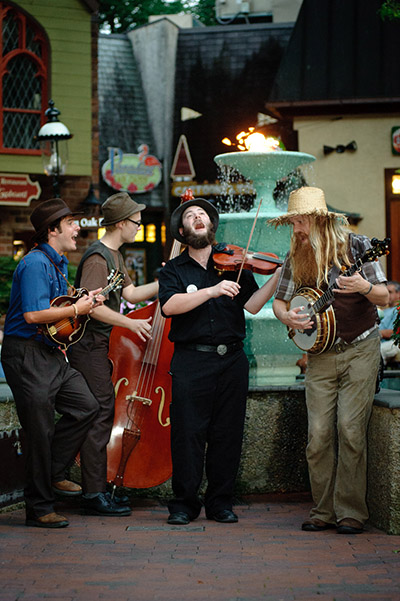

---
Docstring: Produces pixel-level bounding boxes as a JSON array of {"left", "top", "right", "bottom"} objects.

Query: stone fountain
[{"left": 214, "top": 149, "right": 316, "bottom": 385}]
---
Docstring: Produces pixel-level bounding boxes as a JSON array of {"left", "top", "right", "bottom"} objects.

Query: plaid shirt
[{"left": 275, "top": 233, "right": 387, "bottom": 303}]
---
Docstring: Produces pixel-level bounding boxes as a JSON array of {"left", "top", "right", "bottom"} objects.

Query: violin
[{"left": 213, "top": 243, "right": 283, "bottom": 276}]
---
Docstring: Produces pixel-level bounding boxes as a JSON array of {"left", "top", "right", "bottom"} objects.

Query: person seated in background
[{"left": 379, "top": 280, "right": 400, "bottom": 364}]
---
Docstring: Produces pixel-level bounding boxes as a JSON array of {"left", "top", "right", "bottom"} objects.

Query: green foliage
[
  {"left": 0, "top": 256, "right": 19, "bottom": 318},
  {"left": 98, "top": 0, "right": 216, "bottom": 32},
  {"left": 378, "top": 0, "right": 400, "bottom": 20},
  {"left": 99, "top": 0, "right": 187, "bottom": 33},
  {"left": 190, "top": 0, "right": 217, "bottom": 26},
  {"left": 0, "top": 258, "right": 79, "bottom": 318}
]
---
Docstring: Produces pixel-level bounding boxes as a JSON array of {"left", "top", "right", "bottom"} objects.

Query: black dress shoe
[
  {"left": 302, "top": 518, "right": 335, "bottom": 532},
  {"left": 207, "top": 509, "right": 238, "bottom": 523},
  {"left": 167, "top": 512, "right": 190, "bottom": 525},
  {"left": 106, "top": 491, "right": 130, "bottom": 506},
  {"left": 337, "top": 518, "right": 364, "bottom": 534},
  {"left": 82, "top": 492, "right": 131, "bottom": 516}
]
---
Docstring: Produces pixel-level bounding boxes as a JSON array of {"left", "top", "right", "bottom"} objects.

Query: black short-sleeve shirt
[{"left": 158, "top": 247, "right": 259, "bottom": 345}]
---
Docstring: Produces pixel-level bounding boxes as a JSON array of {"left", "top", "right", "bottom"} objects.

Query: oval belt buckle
[{"left": 217, "top": 344, "right": 227, "bottom": 356}]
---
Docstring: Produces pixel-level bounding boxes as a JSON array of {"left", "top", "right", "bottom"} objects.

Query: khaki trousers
[{"left": 305, "top": 333, "right": 380, "bottom": 525}]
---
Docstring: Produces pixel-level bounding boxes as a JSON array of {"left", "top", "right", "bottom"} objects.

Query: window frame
[{"left": 0, "top": 1, "right": 49, "bottom": 155}]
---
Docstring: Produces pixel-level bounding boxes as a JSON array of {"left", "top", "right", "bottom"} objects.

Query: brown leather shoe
[
  {"left": 337, "top": 518, "right": 364, "bottom": 534},
  {"left": 52, "top": 479, "right": 82, "bottom": 496},
  {"left": 26, "top": 512, "right": 69, "bottom": 528},
  {"left": 302, "top": 518, "right": 336, "bottom": 531}
]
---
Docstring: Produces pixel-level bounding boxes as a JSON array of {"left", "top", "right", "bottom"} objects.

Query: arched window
[{"left": 0, "top": 1, "right": 49, "bottom": 154}]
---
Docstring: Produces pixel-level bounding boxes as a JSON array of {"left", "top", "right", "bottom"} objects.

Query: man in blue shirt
[{"left": 1, "top": 198, "right": 102, "bottom": 528}]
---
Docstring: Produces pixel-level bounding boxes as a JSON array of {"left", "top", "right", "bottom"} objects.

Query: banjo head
[{"left": 288, "top": 288, "right": 336, "bottom": 354}]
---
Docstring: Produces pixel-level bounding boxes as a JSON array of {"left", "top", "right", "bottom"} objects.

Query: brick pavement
[{"left": 0, "top": 494, "right": 399, "bottom": 601}]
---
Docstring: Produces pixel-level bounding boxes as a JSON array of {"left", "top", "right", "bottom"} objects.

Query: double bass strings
[{"left": 125, "top": 237, "right": 182, "bottom": 430}]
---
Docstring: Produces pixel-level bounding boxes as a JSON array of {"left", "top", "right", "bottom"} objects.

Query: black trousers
[
  {"left": 1, "top": 336, "right": 99, "bottom": 519},
  {"left": 168, "top": 346, "right": 249, "bottom": 519},
  {"left": 67, "top": 330, "right": 115, "bottom": 493}
]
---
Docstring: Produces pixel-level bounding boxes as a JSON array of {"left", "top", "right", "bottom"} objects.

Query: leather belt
[{"left": 176, "top": 341, "right": 243, "bottom": 356}]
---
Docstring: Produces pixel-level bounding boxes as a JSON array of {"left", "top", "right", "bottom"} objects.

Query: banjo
[{"left": 287, "top": 237, "right": 390, "bottom": 355}]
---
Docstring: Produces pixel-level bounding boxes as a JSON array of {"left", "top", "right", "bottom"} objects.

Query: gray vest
[{"left": 75, "top": 240, "right": 125, "bottom": 338}]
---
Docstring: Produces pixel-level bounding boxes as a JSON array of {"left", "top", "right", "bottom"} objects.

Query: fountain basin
[
  {"left": 215, "top": 150, "right": 315, "bottom": 212},
  {"left": 214, "top": 149, "right": 316, "bottom": 385}
]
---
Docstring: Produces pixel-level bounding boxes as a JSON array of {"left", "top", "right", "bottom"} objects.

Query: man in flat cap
[
  {"left": 270, "top": 186, "right": 388, "bottom": 534},
  {"left": 1, "top": 198, "right": 103, "bottom": 528},
  {"left": 158, "top": 196, "right": 281, "bottom": 526},
  {"left": 67, "top": 192, "right": 158, "bottom": 517}
]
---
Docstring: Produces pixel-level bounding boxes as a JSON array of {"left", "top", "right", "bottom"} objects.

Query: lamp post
[{"left": 36, "top": 100, "right": 73, "bottom": 197}]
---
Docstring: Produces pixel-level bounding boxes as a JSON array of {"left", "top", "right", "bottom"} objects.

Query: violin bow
[{"left": 236, "top": 197, "right": 263, "bottom": 283}]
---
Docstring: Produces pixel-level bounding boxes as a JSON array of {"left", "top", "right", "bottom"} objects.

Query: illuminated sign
[
  {"left": 171, "top": 181, "right": 254, "bottom": 197},
  {"left": 0, "top": 173, "right": 41, "bottom": 206},
  {"left": 79, "top": 217, "right": 101, "bottom": 228},
  {"left": 102, "top": 145, "right": 162, "bottom": 193}
]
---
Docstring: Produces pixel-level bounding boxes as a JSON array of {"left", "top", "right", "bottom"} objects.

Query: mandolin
[{"left": 44, "top": 269, "right": 124, "bottom": 350}]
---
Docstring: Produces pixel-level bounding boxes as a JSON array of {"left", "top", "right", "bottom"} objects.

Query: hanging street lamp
[{"left": 35, "top": 100, "right": 73, "bottom": 197}]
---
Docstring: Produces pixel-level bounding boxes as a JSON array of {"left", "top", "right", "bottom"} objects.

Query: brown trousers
[
  {"left": 1, "top": 336, "right": 99, "bottom": 519},
  {"left": 67, "top": 330, "right": 115, "bottom": 493}
]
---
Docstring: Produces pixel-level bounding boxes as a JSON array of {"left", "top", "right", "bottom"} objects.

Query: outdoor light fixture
[
  {"left": 35, "top": 100, "right": 73, "bottom": 197},
  {"left": 323, "top": 141, "right": 357, "bottom": 155},
  {"left": 83, "top": 183, "right": 102, "bottom": 213},
  {"left": 392, "top": 175, "right": 400, "bottom": 194}
]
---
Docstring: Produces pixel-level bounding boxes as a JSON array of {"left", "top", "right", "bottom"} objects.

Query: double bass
[{"left": 106, "top": 193, "right": 189, "bottom": 491}]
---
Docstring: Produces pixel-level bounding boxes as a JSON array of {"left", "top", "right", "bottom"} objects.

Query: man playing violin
[
  {"left": 67, "top": 192, "right": 158, "bottom": 517},
  {"left": 1, "top": 198, "right": 103, "bottom": 528},
  {"left": 270, "top": 187, "right": 388, "bottom": 535},
  {"left": 158, "top": 197, "right": 281, "bottom": 525}
]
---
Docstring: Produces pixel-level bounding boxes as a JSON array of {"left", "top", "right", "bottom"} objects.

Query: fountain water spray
[{"left": 214, "top": 137, "right": 315, "bottom": 385}]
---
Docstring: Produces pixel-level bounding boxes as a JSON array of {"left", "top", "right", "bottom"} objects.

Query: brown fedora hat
[
  {"left": 100, "top": 192, "right": 146, "bottom": 226},
  {"left": 170, "top": 198, "right": 219, "bottom": 244},
  {"left": 30, "top": 198, "right": 81, "bottom": 235}
]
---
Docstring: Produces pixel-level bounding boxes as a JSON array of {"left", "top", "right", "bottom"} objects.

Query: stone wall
[
  {"left": 1, "top": 380, "right": 399, "bottom": 534},
  {"left": 367, "top": 389, "right": 400, "bottom": 535}
]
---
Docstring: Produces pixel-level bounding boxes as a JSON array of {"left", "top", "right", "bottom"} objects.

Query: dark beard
[{"left": 182, "top": 224, "right": 216, "bottom": 249}]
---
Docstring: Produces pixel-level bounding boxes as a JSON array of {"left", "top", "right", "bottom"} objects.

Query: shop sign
[
  {"left": 79, "top": 217, "right": 101, "bottom": 228},
  {"left": 392, "top": 127, "right": 400, "bottom": 155},
  {"left": 0, "top": 173, "right": 41, "bottom": 206},
  {"left": 102, "top": 146, "right": 162, "bottom": 193},
  {"left": 171, "top": 181, "right": 255, "bottom": 197}
]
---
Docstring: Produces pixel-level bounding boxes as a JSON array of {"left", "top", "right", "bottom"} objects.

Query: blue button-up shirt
[{"left": 4, "top": 243, "right": 69, "bottom": 344}]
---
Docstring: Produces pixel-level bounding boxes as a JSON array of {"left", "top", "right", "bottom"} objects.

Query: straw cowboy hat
[
  {"left": 170, "top": 198, "right": 219, "bottom": 244},
  {"left": 100, "top": 192, "right": 146, "bottom": 226},
  {"left": 268, "top": 186, "right": 348, "bottom": 226}
]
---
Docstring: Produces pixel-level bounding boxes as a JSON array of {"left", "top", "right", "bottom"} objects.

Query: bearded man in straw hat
[
  {"left": 270, "top": 186, "right": 388, "bottom": 535},
  {"left": 1, "top": 198, "right": 103, "bottom": 528},
  {"left": 67, "top": 192, "right": 158, "bottom": 517},
  {"left": 158, "top": 197, "right": 281, "bottom": 526}
]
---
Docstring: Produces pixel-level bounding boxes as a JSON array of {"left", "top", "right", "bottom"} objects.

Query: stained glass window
[{"left": 0, "top": 2, "right": 48, "bottom": 154}]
